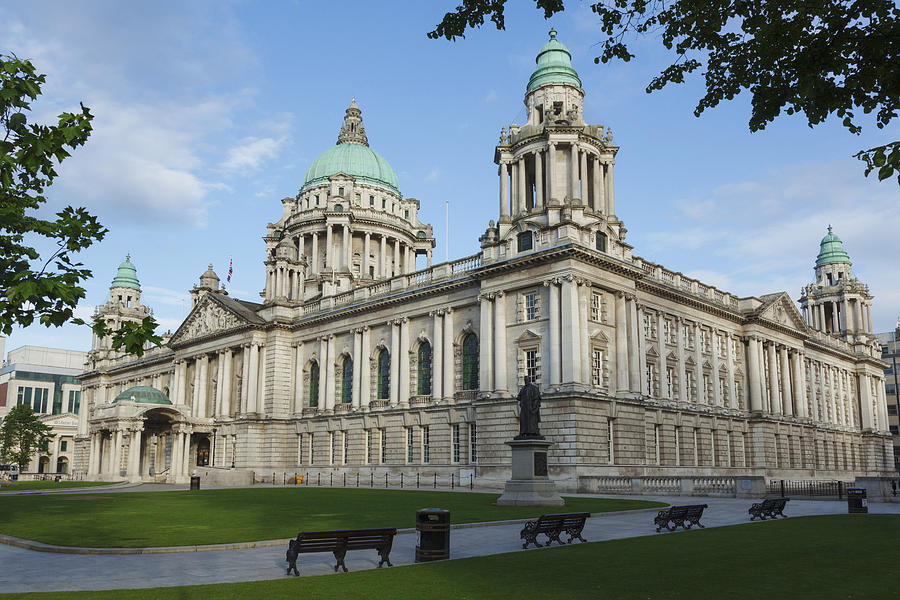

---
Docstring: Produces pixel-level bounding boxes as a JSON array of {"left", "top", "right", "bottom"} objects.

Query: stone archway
[{"left": 139, "top": 407, "right": 185, "bottom": 483}]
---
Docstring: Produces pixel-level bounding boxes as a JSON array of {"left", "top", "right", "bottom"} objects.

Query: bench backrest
[
  {"left": 536, "top": 512, "right": 590, "bottom": 529},
  {"left": 296, "top": 528, "right": 397, "bottom": 551}
]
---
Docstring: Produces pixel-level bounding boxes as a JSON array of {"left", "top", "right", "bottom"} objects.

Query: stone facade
[{"left": 74, "top": 31, "right": 893, "bottom": 491}]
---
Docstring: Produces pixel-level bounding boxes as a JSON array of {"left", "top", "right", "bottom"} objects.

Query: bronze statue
[{"left": 516, "top": 376, "right": 543, "bottom": 439}]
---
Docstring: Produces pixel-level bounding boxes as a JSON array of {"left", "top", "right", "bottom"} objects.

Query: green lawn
[
  {"left": 0, "top": 480, "right": 119, "bottom": 492},
  {"left": 0, "top": 487, "right": 663, "bottom": 547},
  {"left": 4, "top": 515, "right": 897, "bottom": 599}
]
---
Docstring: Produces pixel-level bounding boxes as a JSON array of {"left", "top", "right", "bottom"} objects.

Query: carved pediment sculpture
[{"left": 171, "top": 298, "right": 245, "bottom": 345}]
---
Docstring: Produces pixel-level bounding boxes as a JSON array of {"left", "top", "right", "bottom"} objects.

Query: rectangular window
[
  {"left": 380, "top": 428, "right": 386, "bottom": 464},
  {"left": 524, "top": 292, "right": 539, "bottom": 320},
  {"left": 355, "top": 193, "right": 361, "bottom": 204},
  {"left": 404, "top": 210, "right": 409, "bottom": 219},
  {"left": 338, "top": 186, "right": 344, "bottom": 197},
  {"left": 646, "top": 364, "right": 656, "bottom": 396},
  {"left": 666, "top": 366, "right": 675, "bottom": 397},
  {"left": 703, "top": 374, "right": 711, "bottom": 403},
  {"left": 590, "top": 292, "right": 602, "bottom": 321},
  {"left": 382, "top": 198, "right": 386, "bottom": 209},
  {"left": 452, "top": 424, "right": 461, "bottom": 464},
  {"left": 686, "top": 371, "right": 696, "bottom": 402},
  {"left": 517, "top": 231, "right": 533, "bottom": 252},
  {"left": 469, "top": 423, "right": 477, "bottom": 464},
  {"left": 592, "top": 349, "right": 604, "bottom": 387},
  {"left": 663, "top": 319, "right": 673, "bottom": 344},
  {"left": 654, "top": 424, "right": 661, "bottom": 465},
  {"left": 422, "top": 426, "right": 430, "bottom": 464},
  {"left": 369, "top": 195, "right": 375, "bottom": 206},
  {"left": 643, "top": 314, "right": 653, "bottom": 339},
  {"left": 60, "top": 440, "right": 68, "bottom": 452},
  {"left": 718, "top": 377, "right": 727, "bottom": 403},
  {"left": 406, "top": 427, "right": 414, "bottom": 464},
  {"left": 525, "top": 349, "right": 540, "bottom": 384}
]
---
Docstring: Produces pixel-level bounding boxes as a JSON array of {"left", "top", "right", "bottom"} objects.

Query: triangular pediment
[
  {"left": 516, "top": 329, "right": 542, "bottom": 343},
  {"left": 39, "top": 414, "right": 79, "bottom": 427},
  {"left": 169, "top": 293, "right": 260, "bottom": 346},
  {"left": 757, "top": 292, "right": 807, "bottom": 332}
]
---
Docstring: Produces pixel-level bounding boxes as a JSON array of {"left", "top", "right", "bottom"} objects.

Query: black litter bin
[
  {"left": 190, "top": 476, "right": 201, "bottom": 491},
  {"left": 847, "top": 487, "right": 868, "bottom": 513},
  {"left": 415, "top": 508, "right": 450, "bottom": 562}
]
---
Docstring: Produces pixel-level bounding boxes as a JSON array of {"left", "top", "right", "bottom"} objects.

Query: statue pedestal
[{"left": 496, "top": 438, "right": 564, "bottom": 506}]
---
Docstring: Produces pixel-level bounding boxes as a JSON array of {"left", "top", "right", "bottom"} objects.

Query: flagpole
[{"left": 445, "top": 199, "right": 449, "bottom": 264}]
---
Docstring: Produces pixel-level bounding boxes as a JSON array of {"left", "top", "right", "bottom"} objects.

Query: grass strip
[
  {"left": 0, "top": 480, "right": 119, "bottom": 492},
  {"left": 0, "top": 487, "right": 663, "bottom": 547},
  {"left": 4, "top": 514, "right": 896, "bottom": 599}
]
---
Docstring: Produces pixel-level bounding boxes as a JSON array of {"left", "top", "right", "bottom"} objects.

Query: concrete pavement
[{"left": 1, "top": 489, "right": 898, "bottom": 594}]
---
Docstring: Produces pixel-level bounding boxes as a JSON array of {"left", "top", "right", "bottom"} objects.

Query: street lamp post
[{"left": 231, "top": 437, "right": 236, "bottom": 469}]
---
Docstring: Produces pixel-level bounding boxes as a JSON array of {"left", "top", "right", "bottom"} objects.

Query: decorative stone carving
[{"left": 174, "top": 300, "right": 242, "bottom": 344}]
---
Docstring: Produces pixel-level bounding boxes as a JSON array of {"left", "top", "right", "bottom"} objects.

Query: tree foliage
[
  {"left": 1, "top": 53, "right": 105, "bottom": 334},
  {"left": 91, "top": 315, "right": 163, "bottom": 358},
  {"left": 429, "top": 0, "right": 900, "bottom": 183},
  {"left": 0, "top": 404, "right": 55, "bottom": 471},
  {"left": 1, "top": 53, "right": 161, "bottom": 352}
]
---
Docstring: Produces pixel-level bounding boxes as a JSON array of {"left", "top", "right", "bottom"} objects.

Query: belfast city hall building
[{"left": 74, "top": 31, "right": 893, "bottom": 492}]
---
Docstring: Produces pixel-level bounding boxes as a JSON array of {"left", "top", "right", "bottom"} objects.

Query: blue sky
[{"left": 3, "top": 0, "right": 898, "bottom": 355}]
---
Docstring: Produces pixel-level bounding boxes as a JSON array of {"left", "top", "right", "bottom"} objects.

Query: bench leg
[
  {"left": 547, "top": 530, "right": 565, "bottom": 546},
  {"left": 567, "top": 530, "right": 587, "bottom": 544},
  {"left": 378, "top": 546, "right": 393, "bottom": 568},
  {"left": 333, "top": 549, "right": 349, "bottom": 573}
]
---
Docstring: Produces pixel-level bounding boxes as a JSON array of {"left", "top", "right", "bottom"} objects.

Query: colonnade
[
  {"left": 498, "top": 142, "right": 614, "bottom": 219},
  {"left": 802, "top": 296, "right": 872, "bottom": 335},
  {"left": 87, "top": 426, "right": 199, "bottom": 481},
  {"left": 171, "top": 344, "right": 263, "bottom": 418},
  {"left": 297, "top": 228, "right": 417, "bottom": 279}
]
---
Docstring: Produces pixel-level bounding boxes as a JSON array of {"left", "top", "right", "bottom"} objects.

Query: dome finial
[
  {"left": 337, "top": 98, "right": 368, "bottom": 146},
  {"left": 549, "top": 27, "right": 557, "bottom": 40},
  {"left": 827, "top": 224, "right": 832, "bottom": 234},
  {"left": 125, "top": 253, "right": 131, "bottom": 262}
]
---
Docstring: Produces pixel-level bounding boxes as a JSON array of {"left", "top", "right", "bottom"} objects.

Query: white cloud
[
  {"left": 425, "top": 168, "right": 440, "bottom": 182},
  {"left": 222, "top": 137, "right": 284, "bottom": 173}
]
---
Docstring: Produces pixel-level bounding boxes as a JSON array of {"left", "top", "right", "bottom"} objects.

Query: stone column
[
  {"left": 87, "top": 432, "right": 98, "bottom": 476},
  {"left": 239, "top": 346, "right": 250, "bottom": 413},
  {"left": 546, "top": 143, "right": 555, "bottom": 202},
  {"left": 494, "top": 294, "right": 508, "bottom": 394},
  {"left": 310, "top": 232, "right": 319, "bottom": 275},
  {"left": 342, "top": 225, "right": 350, "bottom": 271},
  {"left": 767, "top": 342, "right": 781, "bottom": 414},
  {"left": 361, "top": 327, "right": 371, "bottom": 408},
  {"left": 818, "top": 362, "right": 828, "bottom": 422},
  {"left": 405, "top": 246, "right": 413, "bottom": 274},
  {"left": 657, "top": 312, "right": 668, "bottom": 399},
  {"left": 693, "top": 322, "right": 702, "bottom": 403},
  {"left": 790, "top": 351, "right": 805, "bottom": 418},
  {"left": 351, "top": 332, "right": 361, "bottom": 409},
  {"left": 534, "top": 150, "right": 543, "bottom": 209},
  {"left": 363, "top": 233, "right": 371, "bottom": 278},
  {"left": 781, "top": 347, "right": 793, "bottom": 416},
  {"left": 325, "top": 335, "right": 336, "bottom": 411},
  {"left": 294, "top": 343, "right": 305, "bottom": 414},
  {"left": 478, "top": 295, "right": 493, "bottom": 392},
  {"left": 399, "top": 318, "right": 410, "bottom": 406},
  {"left": 390, "top": 321, "right": 399, "bottom": 406},
  {"left": 569, "top": 144, "right": 578, "bottom": 200},
  {"left": 627, "top": 296, "right": 641, "bottom": 393},
  {"left": 579, "top": 149, "right": 588, "bottom": 202},
  {"left": 433, "top": 312, "right": 443, "bottom": 400},
  {"left": 594, "top": 156, "right": 605, "bottom": 213},
  {"left": 747, "top": 337, "right": 763, "bottom": 412},
  {"left": 606, "top": 160, "right": 616, "bottom": 215},
  {"left": 129, "top": 428, "right": 143, "bottom": 478},
  {"left": 517, "top": 156, "right": 526, "bottom": 214},
  {"left": 859, "top": 373, "right": 874, "bottom": 429},
  {"left": 198, "top": 355, "right": 209, "bottom": 419},
  {"left": 499, "top": 162, "right": 509, "bottom": 219},
  {"left": 710, "top": 331, "right": 721, "bottom": 405},
  {"left": 615, "top": 292, "right": 629, "bottom": 392},
  {"left": 443, "top": 309, "right": 455, "bottom": 401},
  {"left": 380, "top": 235, "right": 387, "bottom": 279},
  {"left": 547, "top": 280, "right": 561, "bottom": 385},
  {"left": 112, "top": 429, "right": 123, "bottom": 477},
  {"left": 181, "top": 431, "right": 191, "bottom": 478},
  {"left": 866, "top": 305, "right": 872, "bottom": 334},
  {"left": 393, "top": 239, "right": 400, "bottom": 277},
  {"left": 638, "top": 307, "right": 649, "bottom": 396},
  {"left": 247, "top": 343, "right": 259, "bottom": 414},
  {"left": 214, "top": 352, "right": 224, "bottom": 418},
  {"left": 325, "top": 224, "right": 333, "bottom": 270},
  {"left": 676, "top": 318, "right": 687, "bottom": 401},
  {"left": 171, "top": 431, "right": 182, "bottom": 479},
  {"left": 726, "top": 335, "right": 736, "bottom": 408},
  {"left": 818, "top": 304, "right": 826, "bottom": 332},
  {"left": 561, "top": 277, "right": 581, "bottom": 383}
]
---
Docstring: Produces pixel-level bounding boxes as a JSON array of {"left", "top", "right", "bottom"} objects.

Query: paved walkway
[{"left": 1, "top": 488, "right": 898, "bottom": 594}]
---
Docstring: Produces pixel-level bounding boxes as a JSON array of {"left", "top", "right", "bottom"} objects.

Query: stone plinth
[{"left": 496, "top": 438, "right": 564, "bottom": 506}]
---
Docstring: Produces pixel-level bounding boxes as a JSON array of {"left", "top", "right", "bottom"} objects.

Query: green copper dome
[
  {"left": 301, "top": 143, "right": 400, "bottom": 195},
  {"left": 111, "top": 255, "right": 140, "bottom": 290},
  {"left": 815, "top": 226, "right": 851, "bottom": 267},
  {"left": 113, "top": 386, "right": 172, "bottom": 405},
  {"left": 527, "top": 29, "right": 582, "bottom": 92}
]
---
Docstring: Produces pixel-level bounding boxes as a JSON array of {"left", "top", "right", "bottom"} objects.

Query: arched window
[
  {"left": 596, "top": 232, "right": 607, "bottom": 253},
  {"left": 309, "top": 362, "right": 319, "bottom": 407},
  {"left": 341, "top": 356, "right": 353, "bottom": 403},
  {"left": 462, "top": 333, "right": 479, "bottom": 390},
  {"left": 377, "top": 349, "right": 391, "bottom": 400},
  {"left": 417, "top": 342, "right": 432, "bottom": 395},
  {"left": 56, "top": 457, "right": 69, "bottom": 474}
]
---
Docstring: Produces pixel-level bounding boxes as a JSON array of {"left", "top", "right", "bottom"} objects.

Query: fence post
[
  {"left": 330, "top": 473, "right": 333, "bottom": 487},
  {"left": 434, "top": 473, "right": 437, "bottom": 489},
  {"left": 838, "top": 480, "right": 843, "bottom": 499},
  {"left": 780, "top": 480, "right": 785, "bottom": 498},
  {"left": 343, "top": 473, "right": 346, "bottom": 487},
  {"left": 317, "top": 473, "right": 321, "bottom": 486},
  {"left": 385, "top": 472, "right": 388, "bottom": 488},
  {"left": 273, "top": 472, "right": 276, "bottom": 485},
  {"left": 451, "top": 473, "right": 455, "bottom": 489},
  {"left": 371, "top": 472, "right": 374, "bottom": 487},
  {"left": 356, "top": 473, "right": 360, "bottom": 488},
  {"left": 401, "top": 473, "right": 404, "bottom": 488},
  {"left": 305, "top": 472, "right": 309, "bottom": 485},
  {"left": 417, "top": 473, "right": 420, "bottom": 488},
  {"left": 470, "top": 473, "right": 473, "bottom": 490}
]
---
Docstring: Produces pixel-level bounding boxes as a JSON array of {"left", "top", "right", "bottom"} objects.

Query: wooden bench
[
  {"left": 520, "top": 512, "right": 590, "bottom": 549},
  {"left": 653, "top": 504, "right": 708, "bottom": 532},
  {"left": 287, "top": 527, "right": 397, "bottom": 574},
  {"left": 749, "top": 497, "right": 789, "bottom": 521}
]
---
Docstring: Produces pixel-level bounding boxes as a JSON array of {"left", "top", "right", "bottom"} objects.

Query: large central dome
[{"left": 300, "top": 100, "right": 401, "bottom": 195}]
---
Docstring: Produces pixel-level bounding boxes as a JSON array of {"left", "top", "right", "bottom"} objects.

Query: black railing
[
  {"left": 293, "top": 471, "right": 476, "bottom": 490},
  {"left": 767, "top": 479, "right": 853, "bottom": 499}
]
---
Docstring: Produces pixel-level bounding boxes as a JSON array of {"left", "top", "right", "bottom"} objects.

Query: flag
[{"left": 227, "top": 258, "right": 233, "bottom": 284}]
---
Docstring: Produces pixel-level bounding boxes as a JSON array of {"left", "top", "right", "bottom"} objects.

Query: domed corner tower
[
  {"left": 190, "top": 263, "right": 227, "bottom": 308},
  {"left": 265, "top": 99, "right": 435, "bottom": 302},
  {"left": 90, "top": 255, "right": 152, "bottom": 356},
  {"left": 486, "top": 29, "right": 624, "bottom": 265},
  {"left": 799, "top": 226, "right": 875, "bottom": 346}
]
